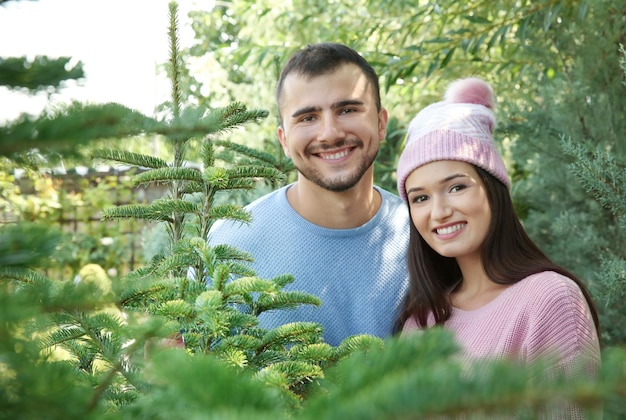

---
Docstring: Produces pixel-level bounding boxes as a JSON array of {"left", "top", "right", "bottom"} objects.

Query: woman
[{"left": 395, "top": 78, "right": 600, "bottom": 387}]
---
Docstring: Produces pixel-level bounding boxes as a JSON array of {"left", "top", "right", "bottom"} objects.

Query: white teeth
[
  {"left": 436, "top": 224, "right": 465, "bottom": 235},
  {"left": 321, "top": 150, "right": 349, "bottom": 160}
]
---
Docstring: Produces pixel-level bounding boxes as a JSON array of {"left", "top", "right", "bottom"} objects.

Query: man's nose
[{"left": 318, "top": 114, "right": 345, "bottom": 142}]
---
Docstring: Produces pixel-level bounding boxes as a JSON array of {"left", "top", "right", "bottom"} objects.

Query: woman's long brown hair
[{"left": 396, "top": 166, "right": 600, "bottom": 341}]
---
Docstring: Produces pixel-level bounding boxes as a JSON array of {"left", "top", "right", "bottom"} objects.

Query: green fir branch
[
  {"left": 208, "top": 204, "right": 252, "bottom": 224},
  {"left": 259, "top": 322, "right": 324, "bottom": 351},
  {"left": 167, "top": 2, "right": 183, "bottom": 119},
  {"left": 103, "top": 199, "right": 199, "bottom": 223},
  {"left": 215, "top": 139, "right": 283, "bottom": 167},
  {"left": 188, "top": 237, "right": 217, "bottom": 266},
  {"left": 249, "top": 349, "right": 289, "bottom": 369},
  {"left": 332, "top": 335, "right": 386, "bottom": 361},
  {"left": 200, "top": 141, "right": 215, "bottom": 168},
  {"left": 41, "top": 326, "right": 88, "bottom": 349},
  {"left": 181, "top": 181, "right": 205, "bottom": 194},
  {"left": 222, "top": 177, "right": 257, "bottom": 191},
  {"left": 255, "top": 291, "right": 322, "bottom": 314},
  {"left": 270, "top": 274, "right": 297, "bottom": 289},
  {"left": 132, "top": 167, "right": 203, "bottom": 187},
  {"left": 0, "top": 56, "right": 84, "bottom": 92},
  {"left": 257, "top": 360, "right": 324, "bottom": 390},
  {"left": 211, "top": 244, "right": 255, "bottom": 264},
  {"left": 91, "top": 148, "right": 169, "bottom": 169},
  {"left": 73, "top": 313, "right": 124, "bottom": 360},
  {"left": 0, "top": 102, "right": 157, "bottom": 155},
  {"left": 150, "top": 299, "right": 195, "bottom": 319},
  {"left": 0, "top": 266, "right": 51, "bottom": 285},
  {"left": 202, "top": 166, "right": 228, "bottom": 189},
  {"left": 222, "top": 276, "right": 278, "bottom": 298},
  {"left": 226, "top": 165, "right": 286, "bottom": 183},
  {"left": 118, "top": 283, "right": 172, "bottom": 307},
  {"left": 223, "top": 310, "right": 260, "bottom": 330},
  {"left": 214, "top": 102, "right": 269, "bottom": 134},
  {"left": 148, "top": 198, "right": 200, "bottom": 216},
  {"left": 104, "top": 204, "right": 172, "bottom": 223},
  {"left": 217, "top": 335, "right": 262, "bottom": 353},
  {"left": 595, "top": 255, "right": 626, "bottom": 305},
  {"left": 220, "top": 261, "right": 257, "bottom": 278},
  {"left": 561, "top": 138, "right": 626, "bottom": 217},
  {"left": 206, "top": 264, "right": 230, "bottom": 291},
  {"left": 0, "top": 223, "right": 61, "bottom": 269},
  {"left": 213, "top": 346, "right": 250, "bottom": 368},
  {"left": 151, "top": 253, "right": 199, "bottom": 277},
  {"left": 289, "top": 343, "right": 335, "bottom": 365}
]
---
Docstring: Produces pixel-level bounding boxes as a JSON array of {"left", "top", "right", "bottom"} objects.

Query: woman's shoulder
[
  {"left": 514, "top": 271, "right": 592, "bottom": 331},
  {"left": 518, "top": 271, "right": 584, "bottom": 302}
]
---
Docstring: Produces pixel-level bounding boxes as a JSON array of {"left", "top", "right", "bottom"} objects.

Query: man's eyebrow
[
  {"left": 291, "top": 106, "right": 320, "bottom": 119},
  {"left": 331, "top": 99, "right": 364, "bottom": 109},
  {"left": 290, "top": 100, "right": 365, "bottom": 119}
]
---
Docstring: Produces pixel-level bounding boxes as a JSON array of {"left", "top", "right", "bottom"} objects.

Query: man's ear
[
  {"left": 378, "top": 108, "right": 389, "bottom": 142},
  {"left": 277, "top": 125, "right": 291, "bottom": 157}
]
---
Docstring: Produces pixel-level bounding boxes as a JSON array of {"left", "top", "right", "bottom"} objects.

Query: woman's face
[{"left": 405, "top": 160, "right": 491, "bottom": 262}]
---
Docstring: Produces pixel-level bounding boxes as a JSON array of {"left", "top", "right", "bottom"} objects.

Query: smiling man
[{"left": 207, "top": 43, "right": 410, "bottom": 346}]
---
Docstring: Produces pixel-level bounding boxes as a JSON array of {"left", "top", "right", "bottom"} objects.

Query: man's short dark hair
[{"left": 275, "top": 42, "right": 382, "bottom": 124}]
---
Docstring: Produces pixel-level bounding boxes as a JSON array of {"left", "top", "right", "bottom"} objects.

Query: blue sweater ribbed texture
[{"left": 208, "top": 184, "right": 410, "bottom": 346}]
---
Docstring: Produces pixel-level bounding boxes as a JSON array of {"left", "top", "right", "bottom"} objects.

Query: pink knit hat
[{"left": 396, "top": 77, "right": 510, "bottom": 201}]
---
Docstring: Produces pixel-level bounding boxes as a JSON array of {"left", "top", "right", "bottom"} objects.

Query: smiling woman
[
  {"left": 406, "top": 160, "right": 492, "bottom": 265},
  {"left": 0, "top": 0, "right": 203, "bottom": 123},
  {"left": 396, "top": 77, "right": 600, "bottom": 418}
]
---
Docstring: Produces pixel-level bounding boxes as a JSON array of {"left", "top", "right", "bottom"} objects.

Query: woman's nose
[{"left": 431, "top": 195, "right": 452, "bottom": 220}]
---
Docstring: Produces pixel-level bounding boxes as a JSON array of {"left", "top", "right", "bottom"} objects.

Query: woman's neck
[{"left": 451, "top": 259, "right": 509, "bottom": 311}]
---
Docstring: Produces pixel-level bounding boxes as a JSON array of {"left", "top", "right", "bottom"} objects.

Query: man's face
[{"left": 277, "top": 63, "right": 388, "bottom": 192}]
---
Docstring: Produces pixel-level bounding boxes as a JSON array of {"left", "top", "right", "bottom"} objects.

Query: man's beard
[{"left": 295, "top": 142, "right": 379, "bottom": 192}]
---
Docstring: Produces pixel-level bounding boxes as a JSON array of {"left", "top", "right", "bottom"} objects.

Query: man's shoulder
[
  {"left": 376, "top": 186, "right": 404, "bottom": 205},
  {"left": 375, "top": 186, "right": 408, "bottom": 217}
]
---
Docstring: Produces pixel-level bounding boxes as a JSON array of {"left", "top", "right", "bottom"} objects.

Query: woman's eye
[
  {"left": 411, "top": 195, "right": 428, "bottom": 204},
  {"left": 450, "top": 184, "right": 466, "bottom": 193}
]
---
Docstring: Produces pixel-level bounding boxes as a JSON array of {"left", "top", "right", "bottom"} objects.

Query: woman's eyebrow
[{"left": 407, "top": 173, "right": 469, "bottom": 194}]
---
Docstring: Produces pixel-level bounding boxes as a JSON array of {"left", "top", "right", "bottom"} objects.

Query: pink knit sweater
[{"left": 403, "top": 271, "right": 601, "bottom": 416}]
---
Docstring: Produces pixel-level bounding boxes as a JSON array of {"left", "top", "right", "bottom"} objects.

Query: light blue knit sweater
[{"left": 208, "top": 184, "right": 410, "bottom": 346}]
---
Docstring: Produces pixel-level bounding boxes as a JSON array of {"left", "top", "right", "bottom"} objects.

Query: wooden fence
[{"left": 1, "top": 167, "right": 169, "bottom": 277}]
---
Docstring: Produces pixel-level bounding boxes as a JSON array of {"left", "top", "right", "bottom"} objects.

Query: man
[{"left": 208, "top": 42, "right": 409, "bottom": 346}]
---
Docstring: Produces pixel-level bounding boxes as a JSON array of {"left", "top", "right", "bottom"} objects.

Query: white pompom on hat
[{"left": 396, "top": 77, "right": 510, "bottom": 202}]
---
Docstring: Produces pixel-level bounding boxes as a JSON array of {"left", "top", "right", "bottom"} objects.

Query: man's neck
[{"left": 286, "top": 177, "right": 381, "bottom": 229}]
